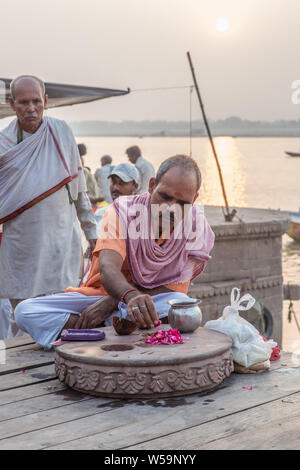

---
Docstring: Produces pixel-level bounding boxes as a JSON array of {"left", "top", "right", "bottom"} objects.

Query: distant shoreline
[
  {"left": 73, "top": 133, "right": 300, "bottom": 138},
  {"left": 70, "top": 119, "right": 300, "bottom": 138}
]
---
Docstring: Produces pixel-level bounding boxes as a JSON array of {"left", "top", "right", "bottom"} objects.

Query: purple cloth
[{"left": 114, "top": 192, "right": 215, "bottom": 288}]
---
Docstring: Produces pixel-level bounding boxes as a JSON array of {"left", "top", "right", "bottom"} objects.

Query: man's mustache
[{"left": 24, "top": 114, "right": 38, "bottom": 119}]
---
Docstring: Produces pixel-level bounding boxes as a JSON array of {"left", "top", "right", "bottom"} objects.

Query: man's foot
[{"left": 57, "top": 314, "right": 79, "bottom": 340}]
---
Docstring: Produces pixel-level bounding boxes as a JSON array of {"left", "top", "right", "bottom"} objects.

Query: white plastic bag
[{"left": 204, "top": 287, "right": 277, "bottom": 368}]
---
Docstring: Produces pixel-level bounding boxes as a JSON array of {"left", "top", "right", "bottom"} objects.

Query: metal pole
[
  {"left": 187, "top": 51, "right": 236, "bottom": 222},
  {"left": 189, "top": 86, "right": 193, "bottom": 157}
]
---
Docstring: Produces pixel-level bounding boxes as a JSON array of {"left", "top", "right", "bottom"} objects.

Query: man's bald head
[
  {"left": 10, "top": 75, "right": 45, "bottom": 101},
  {"left": 8, "top": 75, "right": 48, "bottom": 134}
]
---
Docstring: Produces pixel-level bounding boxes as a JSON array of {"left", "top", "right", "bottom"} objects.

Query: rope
[{"left": 130, "top": 85, "right": 193, "bottom": 93}]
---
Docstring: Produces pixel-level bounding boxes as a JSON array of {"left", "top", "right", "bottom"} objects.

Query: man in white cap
[{"left": 94, "top": 162, "right": 139, "bottom": 230}]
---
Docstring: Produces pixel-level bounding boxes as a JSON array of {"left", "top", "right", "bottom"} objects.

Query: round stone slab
[{"left": 54, "top": 325, "right": 233, "bottom": 398}]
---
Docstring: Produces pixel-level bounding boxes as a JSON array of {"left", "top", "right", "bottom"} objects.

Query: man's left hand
[{"left": 74, "top": 296, "right": 117, "bottom": 329}]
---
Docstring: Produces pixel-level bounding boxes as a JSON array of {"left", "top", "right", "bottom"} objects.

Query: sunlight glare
[{"left": 216, "top": 17, "right": 230, "bottom": 32}]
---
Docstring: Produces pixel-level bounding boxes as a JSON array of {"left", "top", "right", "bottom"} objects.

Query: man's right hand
[
  {"left": 125, "top": 291, "right": 159, "bottom": 329},
  {"left": 74, "top": 296, "right": 118, "bottom": 329}
]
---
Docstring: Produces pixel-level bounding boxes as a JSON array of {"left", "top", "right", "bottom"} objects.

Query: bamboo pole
[{"left": 187, "top": 51, "right": 236, "bottom": 222}]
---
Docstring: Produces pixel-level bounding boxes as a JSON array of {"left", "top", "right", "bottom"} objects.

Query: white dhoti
[{"left": 14, "top": 291, "right": 189, "bottom": 349}]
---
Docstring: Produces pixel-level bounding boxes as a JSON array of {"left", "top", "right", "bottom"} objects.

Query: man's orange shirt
[{"left": 66, "top": 205, "right": 190, "bottom": 296}]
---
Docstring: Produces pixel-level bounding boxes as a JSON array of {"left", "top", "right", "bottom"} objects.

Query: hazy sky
[{"left": 2, "top": 0, "right": 300, "bottom": 123}]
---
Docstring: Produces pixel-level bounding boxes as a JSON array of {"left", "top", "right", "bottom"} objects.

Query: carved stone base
[{"left": 54, "top": 326, "right": 233, "bottom": 398}]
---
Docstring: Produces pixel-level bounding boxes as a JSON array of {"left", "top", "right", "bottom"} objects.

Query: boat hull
[
  {"left": 287, "top": 211, "right": 300, "bottom": 241},
  {"left": 285, "top": 151, "right": 300, "bottom": 157},
  {"left": 287, "top": 221, "right": 300, "bottom": 241}
]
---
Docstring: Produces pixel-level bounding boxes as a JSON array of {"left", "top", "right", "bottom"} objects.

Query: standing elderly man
[
  {"left": 125, "top": 145, "right": 155, "bottom": 194},
  {"left": 14, "top": 155, "right": 215, "bottom": 349},
  {"left": 0, "top": 75, "right": 98, "bottom": 314}
]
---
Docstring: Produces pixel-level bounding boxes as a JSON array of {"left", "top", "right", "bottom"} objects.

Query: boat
[
  {"left": 0, "top": 78, "right": 130, "bottom": 119},
  {"left": 287, "top": 210, "right": 300, "bottom": 241},
  {"left": 285, "top": 151, "right": 300, "bottom": 157}
]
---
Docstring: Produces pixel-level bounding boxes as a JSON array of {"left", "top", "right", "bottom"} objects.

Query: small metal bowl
[{"left": 168, "top": 298, "right": 202, "bottom": 333}]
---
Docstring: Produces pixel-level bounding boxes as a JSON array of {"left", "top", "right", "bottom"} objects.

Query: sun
[{"left": 215, "top": 17, "right": 230, "bottom": 32}]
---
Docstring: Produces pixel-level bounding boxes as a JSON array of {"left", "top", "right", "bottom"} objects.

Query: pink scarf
[{"left": 114, "top": 192, "right": 215, "bottom": 288}]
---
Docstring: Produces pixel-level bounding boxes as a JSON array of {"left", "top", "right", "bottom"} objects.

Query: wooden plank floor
[{"left": 1, "top": 334, "right": 300, "bottom": 450}]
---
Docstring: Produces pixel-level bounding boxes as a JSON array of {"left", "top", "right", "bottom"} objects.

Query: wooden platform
[{"left": 1, "top": 334, "right": 300, "bottom": 450}]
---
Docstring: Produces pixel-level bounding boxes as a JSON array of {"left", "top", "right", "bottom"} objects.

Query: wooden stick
[{"left": 187, "top": 51, "right": 236, "bottom": 222}]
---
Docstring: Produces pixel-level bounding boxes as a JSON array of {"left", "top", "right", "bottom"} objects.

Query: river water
[{"left": 78, "top": 135, "right": 300, "bottom": 350}]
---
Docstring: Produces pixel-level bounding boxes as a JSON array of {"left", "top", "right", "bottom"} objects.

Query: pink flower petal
[{"left": 144, "top": 328, "right": 189, "bottom": 345}]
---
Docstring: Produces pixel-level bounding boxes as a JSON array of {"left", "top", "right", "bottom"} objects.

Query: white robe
[{"left": 0, "top": 117, "right": 98, "bottom": 299}]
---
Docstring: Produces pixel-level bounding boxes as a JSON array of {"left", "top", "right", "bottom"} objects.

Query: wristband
[{"left": 120, "top": 288, "right": 137, "bottom": 304}]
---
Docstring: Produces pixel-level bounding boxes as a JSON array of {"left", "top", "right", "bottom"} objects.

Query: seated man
[{"left": 14, "top": 155, "right": 215, "bottom": 349}]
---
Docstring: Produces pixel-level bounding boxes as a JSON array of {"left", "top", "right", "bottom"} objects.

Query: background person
[
  {"left": 77, "top": 143, "right": 99, "bottom": 201},
  {"left": 94, "top": 162, "right": 139, "bottom": 228},
  {"left": 93, "top": 155, "right": 115, "bottom": 204},
  {"left": 125, "top": 145, "right": 155, "bottom": 194}
]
